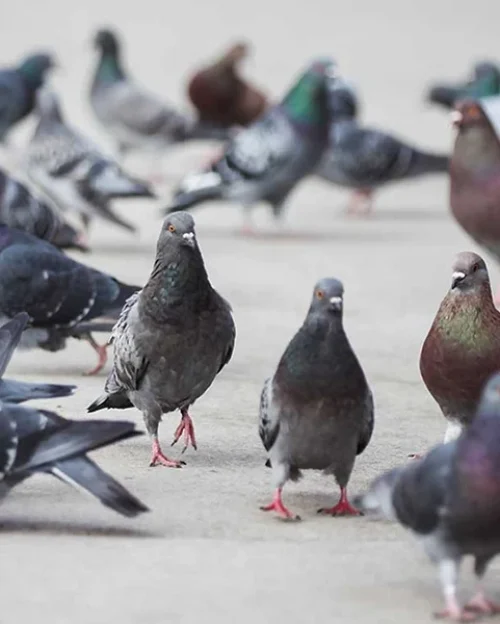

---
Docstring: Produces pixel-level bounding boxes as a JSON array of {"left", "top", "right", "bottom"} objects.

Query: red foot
[
  {"left": 318, "top": 488, "right": 362, "bottom": 516},
  {"left": 171, "top": 410, "right": 197, "bottom": 453},
  {"left": 260, "top": 489, "right": 300, "bottom": 521},
  {"left": 150, "top": 439, "right": 185, "bottom": 468},
  {"left": 434, "top": 608, "right": 477, "bottom": 621},
  {"left": 83, "top": 339, "right": 108, "bottom": 376},
  {"left": 346, "top": 189, "right": 374, "bottom": 217},
  {"left": 464, "top": 593, "right": 500, "bottom": 615}
]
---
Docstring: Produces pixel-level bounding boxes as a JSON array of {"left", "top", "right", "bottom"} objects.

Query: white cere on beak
[
  {"left": 183, "top": 232, "right": 195, "bottom": 242},
  {"left": 329, "top": 296, "right": 343, "bottom": 305},
  {"left": 450, "top": 110, "right": 463, "bottom": 125},
  {"left": 452, "top": 271, "right": 466, "bottom": 282}
]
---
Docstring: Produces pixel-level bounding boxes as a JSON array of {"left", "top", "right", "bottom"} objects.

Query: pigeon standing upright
[
  {"left": 0, "top": 225, "right": 140, "bottom": 375},
  {"left": 187, "top": 42, "right": 268, "bottom": 128},
  {"left": 420, "top": 251, "right": 500, "bottom": 444},
  {"left": 259, "top": 278, "right": 373, "bottom": 520},
  {"left": 0, "top": 53, "right": 54, "bottom": 142},
  {"left": 87, "top": 212, "right": 235, "bottom": 468},
  {"left": 0, "top": 167, "right": 87, "bottom": 251},
  {"left": 165, "top": 58, "right": 334, "bottom": 230},
  {"left": 356, "top": 372, "right": 500, "bottom": 620},
  {"left": 316, "top": 74, "right": 449, "bottom": 215},
  {"left": 427, "top": 61, "right": 500, "bottom": 110},
  {"left": 25, "top": 89, "right": 154, "bottom": 233}
]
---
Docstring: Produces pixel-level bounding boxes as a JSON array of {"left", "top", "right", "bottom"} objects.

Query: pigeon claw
[
  {"left": 260, "top": 489, "right": 300, "bottom": 521},
  {"left": 318, "top": 488, "right": 362, "bottom": 517},
  {"left": 434, "top": 607, "right": 478, "bottom": 622},
  {"left": 83, "top": 336, "right": 108, "bottom": 376},
  {"left": 150, "top": 439, "right": 185, "bottom": 468},
  {"left": 171, "top": 410, "right": 198, "bottom": 452},
  {"left": 463, "top": 592, "right": 500, "bottom": 615}
]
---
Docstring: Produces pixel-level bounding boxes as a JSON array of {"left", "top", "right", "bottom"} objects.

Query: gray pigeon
[
  {"left": 90, "top": 29, "right": 230, "bottom": 160},
  {"left": 87, "top": 211, "right": 235, "bottom": 467},
  {"left": 355, "top": 372, "right": 500, "bottom": 620},
  {"left": 316, "top": 75, "right": 449, "bottom": 215},
  {"left": 0, "top": 312, "right": 75, "bottom": 402},
  {"left": 0, "top": 167, "right": 87, "bottom": 251},
  {"left": 164, "top": 58, "right": 334, "bottom": 231},
  {"left": 259, "top": 278, "right": 373, "bottom": 520},
  {"left": 25, "top": 89, "right": 155, "bottom": 233},
  {"left": 0, "top": 401, "right": 149, "bottom": 517},
  {"left": 0, "top": 225, "right": 139, "bottom": 375},
  {"left": 0, "top": 53, "right": 54, "bottom": 142}
]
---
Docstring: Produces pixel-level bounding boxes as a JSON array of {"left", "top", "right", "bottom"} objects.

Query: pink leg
[
  {"left": 260, "top": 488, "right": 300, "bottom": 521},
  {"left": 318, "top": 487, "right": 362, "bottom": 516},
  {"left": 150, "top": 438, "right": 185, "bottom": 468},
  {"left": 464, "top": 591, "right": 500, "bottom": 615},
  {"left": 83, "top": 336, "right": 108, "bottom": 376},
  {"left": 171, "top": 409, "right": 198, "bottom": 453},
  {"left": 346, "top": 189, "right": 374, "bottom": 216},
  {"left": 435, "top": 593, "right": 478, "bottom": 621},
  {"left": 408, "top": 453, "right": 423, "bottom": 460}
]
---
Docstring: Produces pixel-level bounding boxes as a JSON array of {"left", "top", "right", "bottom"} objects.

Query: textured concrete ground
[{"left": 0, "top": 1, "right": 499, "bottom": 622}]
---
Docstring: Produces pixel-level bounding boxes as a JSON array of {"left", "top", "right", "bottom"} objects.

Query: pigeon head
[
  {"left": 473, "top": 61, "right": 500, "bottom": 82},
  {"left": 223, "top": 42, "right": 249, "bottom": 65},
  {"left": 452, "top": 97, "right": 500, "bottom": 169},
  {"left": 353, "top": 468, "right": 401, "bottom": 520},
  {"left": 35, "top": 88, "right": 64, "bottom": 123},
  {"left": 309, "top": 278, "right": 344, "bottom": 317},
  {"left": 325, "top": 75, "right": 359, "bottom": 121},
  {"left": 95, "top": 29, "right": 120, "bottom": 55},
  {"left": 450, "top": 251, "right": 489, "bottom": 293},
  {"left": 158, "top": 211, "right": 197, "bottom": 251},
  {"left": 18, "top": 53, "right": 55, "bottom": 88}
]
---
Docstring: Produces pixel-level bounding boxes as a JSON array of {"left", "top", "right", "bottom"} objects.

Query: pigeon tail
[
  {"left": 87, "top": 391, "right": 133, "bottom": 412},
  {"left": 409, "top": 151, "right": 449, "bottom": 177},
  {"left": 164, "top": 171, "right": 224, "bottom": 214},
  {"left": 0, "top": 379, "right": 76, "bottom": 403}
]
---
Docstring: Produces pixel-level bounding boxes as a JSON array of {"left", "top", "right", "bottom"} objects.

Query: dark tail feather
[
  {"left": 87, "top": 392, "right": 133, "bottom": 413},
  {"left": 51, "top": 222, "right": 89, "bottom": 252},
  {"left": 50, "top": 455, "right": 149, "bottom": 517},
  {"left": 409, "top": 151, "right": 450, "bottom": 177},
  {"left": 0, "top": 379, "right": 76, "bottom": 404},
  {"left": 0, "top": 313, "right": 29, "bottom": 378},
  {"left": 92, "top": 200, "right": 137, "bottom": 233},
  {"left": 427, "top": 85, "right": 461, "bottom": 109},
  {"left": 163, "top": 171, "right": 224, "bottom": 215}
]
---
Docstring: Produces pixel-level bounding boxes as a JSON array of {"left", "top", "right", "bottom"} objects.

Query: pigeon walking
[
  {"left": 0, "top": 313, "right": 75, "bottom": 402},
  {"left": 259, "top": 278, "right": 373, "bottom": 520},
  {"left": 0, "top": 225, "right": 140, "bottom": 375},
  {"left": 427, "top": 61, "right": 500, "bottom": 110},
  {"left": 0, "top": 53, "right": 54, "bottom": 142},
  {"left": 356, "top": 372, "right": 500, "bottom": 620},
  {"left": 90, "top": 28, "right": 230, "bottom": 162},
  {"left": 165, "top": 58, "right": 334, "bottom": 230},
  {"left": 187, "top": 42, "right": 268, "bottom": 128},
  {"left": 88, "top": 212, "right": 235, "bottom": 468},
  {"left": 0, "top": 401, "right": 148, "bottom": 517},
  {"left": 420, "top": 251, "right": 500, "bottom": 444},
  {"left": 316, "top": 74, "right": 449, "bottom": 215},
  {"left": 0, "top": 167, "right": 87, "bottom": 251},
  {"left": 25, "top": 89, "right": 154, "bottom": 233}
]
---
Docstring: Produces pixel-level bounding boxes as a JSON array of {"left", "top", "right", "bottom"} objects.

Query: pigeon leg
[
  {"left": 83, "top": 334, "right": 109, "bottom": 376},
  {"left": 239, "top": 205, "right": 256, "bottom": 236},
  {"left": 463, "top": 591, "right": 500, "bottom": 615},
  {"left": 434, "top": 560, "right": 475, "bottom": 621},
  {"left": 318, "top": 487, "right": 362, "bottom": 516},
  {"left": 260, "top": 488, "right": 300, "bottom": 521},
  {"left": 150, "top": 437, "right": 185, "bottom": 468},
  {"left": 171, "top": 408, "right": 198, "bottom": 452},
  {"left": 346, "top": 189, "right": 374, "bottom": 216}
]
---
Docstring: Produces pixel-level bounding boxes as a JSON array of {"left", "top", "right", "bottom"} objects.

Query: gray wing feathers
[{"left": 258, "top": 377, "right": 280, "bottom": 453}]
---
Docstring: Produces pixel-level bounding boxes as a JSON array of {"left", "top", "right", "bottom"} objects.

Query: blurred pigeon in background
[
  {"left": 427, "top": 61, "right": 500, "bottom": 110},
  {"left": 187, "top": 41, "right": 268, "bottom": 128},
  {"left": 0, "top": 402, "right": 149, "bottom": 517},
  {"left": 0, "top": 225, "right": 139, "bottom": 375},
  {"left": 259, "top": 278, "right": 373, "bottom": 520},
  {"left": 88, "top": 212, "right": 235, "bottom": 468},
  {"left": 165, "top": 58, "right": 334, "bottom": 231},
  {"left": 25, "top": 89, "right": 154, "bottom": 233},
  {"left": 0, "top": 312, "right": 75, "bottom": 403},
  {"left": 0, "top": 167, "right": 87, "bottom": 251},
  {"left": 0, "top": 53, "right": 54, "bottom": 142},
  {"left": 356, "top": 372, "right": 500, "bottom": 620},
  {"left": 316, "top": 74, "right": 449, "bottom": 215},
  {"left": 420, "top": 252, "right": 500, "bottom": 444}
]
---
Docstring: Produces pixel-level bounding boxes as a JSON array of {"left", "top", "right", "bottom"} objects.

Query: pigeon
[
  {"left": 450, "top": 96, "right": 500, "bottom": 296},
  {"left": 420, "top": 251, "right": 500, "bottom": 445},
  {"left": 0, "top": 167, "right": 87, "bottom": 251},
  {"left": 428, "top": 61, "right": 500, "bottom": 110},
  {"left": 25, "top": 89, "right": 154, "bottom": 233},
  {"left": 0, "top": 53, "right": 54, "bottom": 142},
  {"left": 259, "top": 278, "right": 374, "bottom": 520},
  {"left": 0, "top": 225, "right": 140, "bottom": 375},
  {"left": 316, "top": 74, "right": 450, "bottom": 215},
  {"left": 88, "top": 211, "right": 235, "bottom": 468},
  {"left": 355, "top": 371, "right": 500, "bottom": 620},
  {"left": 187, "top": 41, "right": 268, "bottom": 128},
  {"left": 0, "top": 401, "right": 149, "bottom": 517},
  {"left": 0, "top": 312, "right": 75, "bottom": 403},
  {"left": 90, "top": 28, "right": 230, "bottom": 160}
]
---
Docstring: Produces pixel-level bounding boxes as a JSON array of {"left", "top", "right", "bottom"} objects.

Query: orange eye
[
  {"left": 316, "top": 290, "right": 324, "bottom": 299},
  {"left": 467, "top": 104, "right": 482, "bottom": 120},
  {"left": 168, "top": 224, "right": 176, "bottom": 233}
]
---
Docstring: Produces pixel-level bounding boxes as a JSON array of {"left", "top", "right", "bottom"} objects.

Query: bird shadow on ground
[{"left": 0, "top": 518, "right": 160, "bottom": 538}]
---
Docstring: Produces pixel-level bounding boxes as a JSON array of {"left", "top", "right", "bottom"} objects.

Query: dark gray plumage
[
  {"left": 0, "top": 167, "right": 87, "bottom": 251},
  {"left": 259, "top": 278, "right": 373, "bottom": 520},
  {"left": 0, "top": 401, "right": 149, "bottom": 517},
  {"left": 427, "top": 61, "right": 500, "bottom": 110},
  {"left": 355, "top": 372, "right": 500, "bottom": 620},
  {"left": 316, "top": 75, "right": 449, "bottom": 215},
  {"left": 0, "top": 312, "right": 75, "bottom": 402},
  {"left": 25, "top": 89, "right": 154, "bottom": 233},
  {"left": 0, "top": 53, "right": 54, "bottom": 141},
  {"left": 87, "top": 211, "right": 235, "bottom": 468}
]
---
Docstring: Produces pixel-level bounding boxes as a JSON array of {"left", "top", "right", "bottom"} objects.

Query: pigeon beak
[
  {"left": 182, "top": 232, "right": 196, "bottom": 248},
  {"left": 451, "top": 271, "right": 466, "bottom": 289},
  {"left": 451, "top": 110, "right": 463, "bottom": 128},
  {"left": 329, "top": 296, "right": 343, "bottom": 311}
]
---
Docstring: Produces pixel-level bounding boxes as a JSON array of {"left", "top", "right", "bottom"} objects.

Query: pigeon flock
[{"left": 2, "top": 29, "right": 500, "bottom": 620}]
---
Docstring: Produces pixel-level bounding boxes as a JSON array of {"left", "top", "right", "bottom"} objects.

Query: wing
[
  {"left": 356, "top": 389, "right": 374, "bottom": 455},
  {"left": 258, "top": 377, "right": 281, "bottom": 453},
  {"left": 0, "top": 312, "right": 29, "bottom": 377}
]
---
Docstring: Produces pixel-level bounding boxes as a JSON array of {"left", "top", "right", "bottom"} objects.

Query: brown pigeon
[
  {"left": 187, "top": 42, "right": 268, "bottom": 128},
  {"left": 450, "top": 95, "right": 500, "bottom": 303},
  {"left": 420, "top": 251, "right": 500, "bottom": 444}
]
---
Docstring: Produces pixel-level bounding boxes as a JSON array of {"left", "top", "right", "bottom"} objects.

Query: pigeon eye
[
  {"left": 467, "top": 105, "right": 481, "bottom": 120},
  {"left": 316, "top": 290, "right": 324, "bottom": 299},
  {"left": 168, "top": 224, "right": 176, "bottom": 233},
  {"left": 472, "top": 263, "right": 479, "bottom": 273}
]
